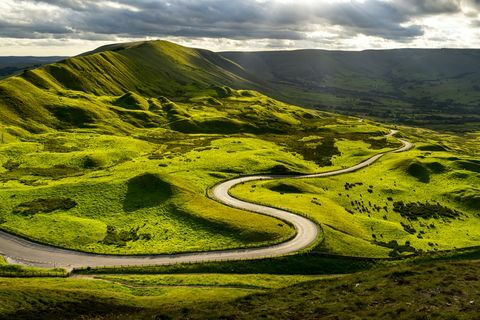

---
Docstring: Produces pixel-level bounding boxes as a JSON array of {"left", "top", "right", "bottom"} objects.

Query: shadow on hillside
[{"left": 123, "top": 173, "right": 173, "bottom": 212}]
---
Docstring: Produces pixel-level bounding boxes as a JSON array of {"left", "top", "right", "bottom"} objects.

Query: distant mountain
[
  {"left": 0, "top": 56, "right": 65, "bottom": 79},
  {"left": 222, "top": 49, "right": 480, "bottom": 130}
]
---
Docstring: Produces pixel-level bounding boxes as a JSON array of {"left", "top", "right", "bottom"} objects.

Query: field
[{"left": 0, "top": 77, "right": 405, "bottom": 255}]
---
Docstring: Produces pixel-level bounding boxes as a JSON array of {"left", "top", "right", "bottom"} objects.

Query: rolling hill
[
  {"left": 0, "top": 40, "right": 479, "bottom": 320},
  {"left": 0, "top": 41, "right": 260, "bottom": 135},
  {"left": 2, "top": 42, "right": 480, "bottom": 133},
  {"left": 222, "top": 49, "right": 480, "bottom": 130}
]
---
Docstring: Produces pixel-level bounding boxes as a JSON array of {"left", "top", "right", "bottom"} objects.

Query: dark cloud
[
  {"left": 399, "top": 0, "right": 461, "bottom": 14},
  {"left": 0, "top": 0, "right": 470, "bottom": 43}
]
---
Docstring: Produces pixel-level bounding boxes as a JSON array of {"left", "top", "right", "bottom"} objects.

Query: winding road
[{"left": 0, "top": 130, "right": 413, "bottom": 269}]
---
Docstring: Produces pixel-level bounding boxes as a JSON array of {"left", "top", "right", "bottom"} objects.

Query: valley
[{"left": 0, "top": 40, "right": 478, "bottom": 320}]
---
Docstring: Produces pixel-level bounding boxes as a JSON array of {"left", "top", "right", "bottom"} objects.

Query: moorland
[{"left": 0, "top": 40, "right": 478, "bottom": 319}]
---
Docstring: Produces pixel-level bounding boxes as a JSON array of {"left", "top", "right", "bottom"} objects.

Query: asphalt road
[{"left": 0, "top": 130, "right": 413, "bottom": 269}]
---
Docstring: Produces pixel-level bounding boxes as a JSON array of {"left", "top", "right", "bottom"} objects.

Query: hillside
[
  {"left": 0, "top": 40, "right": 478, "bottom": 258},
  {"left": 0, "top": 40, "right": 254, "bottom": 135},
  {"left": 222, "top": 49, "right": 480, "bottom": 130},
  {"left": 1, "top": 256, "right": 478, "bottom": 319},
  {"left": 2, "top": 42, "right": 480, "bottom": 133},
  {"left": 0, "top": 40, "right": 479, "bottom": 320}
]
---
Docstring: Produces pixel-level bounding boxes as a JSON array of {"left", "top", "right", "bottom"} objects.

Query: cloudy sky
[{"left": 1, "top": 0, "right": 480, "bottom": 56}]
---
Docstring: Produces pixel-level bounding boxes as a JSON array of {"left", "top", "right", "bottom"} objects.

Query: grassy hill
[
  {"left": 3, "top": 43, "right": 480, "bottom": 133},
  {"left": 0, "top": 40, "right": 409, "bottom": 255},
  {"left": 0, "top": 40, "right": 257, "bottom": 134},
  {"left": 222, "top": 49, "right": 480, "bottom": 131}
]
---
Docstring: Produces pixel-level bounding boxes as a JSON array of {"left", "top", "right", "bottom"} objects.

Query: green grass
[
  {"left": 1, "top": 255, "right": 478, "bottom": 319},
  {"left": 0, "top": 262, "right": 67, "bottom": 278},
  {"left": 230, "top": 128, "right": 480, "bottom": 258},
  {"left": 0, "top": 74, "right": 404, "bottom": 255},
  {"left": 0, "top": 133, "right": 300, "bottom": 254},
  {"left": 97, "top": 273, "right": 325, "bottom": 290},
  {"left": 0, "top": 277, "right": 254, "bottom": 320},
  {"left": 172, "top": 259, "right": 480, "bottom": 320},
  {"left": 0, "top": 273, "right": 325, "bottom": 320}
]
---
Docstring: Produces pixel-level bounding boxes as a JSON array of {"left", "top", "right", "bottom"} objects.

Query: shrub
[
  {"left": 393, "top": 201, "right": 461, "bottom": 220},
  {"left": 13, "top": 197, "right": 77, "bottom": 216},
  {"left": 406, "top": 162, "right": 430, "bottom": 183}
]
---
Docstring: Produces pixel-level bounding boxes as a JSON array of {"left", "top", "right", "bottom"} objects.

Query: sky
[{"left": 1, "top": 0, "right": 480, "bottom": 56}]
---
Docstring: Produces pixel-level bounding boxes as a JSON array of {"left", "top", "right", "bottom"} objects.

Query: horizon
[
  {"left": 3, "top": 39, "right": 480, "bottom": 57},
  {"left": 1, "top": 0, "right": 480, "bottom": 56}
]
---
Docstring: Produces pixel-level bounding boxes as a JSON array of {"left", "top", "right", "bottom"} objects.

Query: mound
[
  {"left": 406, "top": 161, "right": 430, "bottom": 183},
  {"left": 456, "top": 160, "right": 480, "bottom": 173},
  {"left": 450, "top": 188, "right": 480, "bottom": 210},
  {"left": 269, "top": 183, "right": 303, "bottom": 194},
  {"left": 48, "top": 106, "right": 96, "bottom": 129},
  {"left": 417, "top": 144, "right": 448, "bottom": 152},
  {"left": 425, "top": 161, "right": 447, "bottom": 173},
  {"left": 114, "top": 92, "right": 149, "bottom": 111},
  {"left": 123, "top": 173, "right": 174, "bottom": 212}
]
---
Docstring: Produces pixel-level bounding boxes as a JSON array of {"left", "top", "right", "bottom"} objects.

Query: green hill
[
  {"left": 222, "top": 49, "right": 480, "bottom": 130},
  {"left": 2, "top": 42, "right": 480, "bottom": 133},
  {"left": 0, "top": 40, "right": 255, "bottom": 134}
]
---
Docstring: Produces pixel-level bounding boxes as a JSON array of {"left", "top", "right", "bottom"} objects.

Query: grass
[
  {"left": 1, "top": 254, "right": 478, "bottom": 319},
  {"left": 97, "top": 273, "right": 325, "bottom": 290},
  {"left": 0, "top": 273, "right": 325, "bottom": 320},
  {"left": 74, "top": 253, "right": 377, "bottom": 276},
  {"left": 230, "top": 127, "right": 480, "bottom": 258},
  {"left": 0, "top": 277, "right": 254, "bottom": 320},
  {"left": 172, "top": 259, "right": 480, "bottom": 320},
  {"left": 0, "top": 72, "right": 403, "bottom": 255},
  {"left": 0, "top": 261, "right": 67, "bottom": 278}
]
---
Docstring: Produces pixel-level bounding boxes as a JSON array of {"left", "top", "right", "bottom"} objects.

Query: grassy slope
[
  {"left": 231, "top": 127, "right": 480, "bottom": 258},
  {"left": 0, "top": 40, "right": 479, "bottom": 320},
  {"left": 0, "top": 273, "right": 323, "bottom": 320},
  {"left": 0, "top": 103, "right": 400, "bottom": 254},
  {"left": 0, "top": 258, "right": 478, "bottom": 319},
  {"left": 0, "top": 40, "right": 413, "bottom": 254},
  {"left": 178, "top": 259, "right": 480, "bottom": 320},
  {"left": 0, "top": 40, "right": 250, "bottom": 134}
]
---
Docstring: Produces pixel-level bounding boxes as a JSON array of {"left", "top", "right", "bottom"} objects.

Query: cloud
[{"left": 0, "top": 0, "right": 477, "bottom": 54}]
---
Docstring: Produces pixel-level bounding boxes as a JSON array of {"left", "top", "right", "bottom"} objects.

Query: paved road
[{"left": 0, "top": 130, "right": 413, "bottom": 269}]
